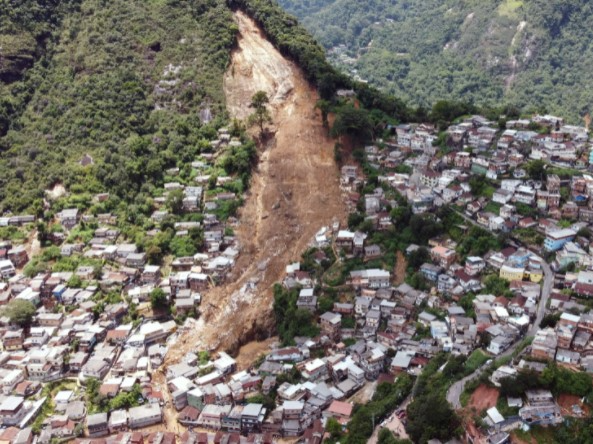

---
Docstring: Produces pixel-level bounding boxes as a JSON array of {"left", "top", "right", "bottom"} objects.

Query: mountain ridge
[{"left": 277, "top": 0, "right": 593, "bottom": 123}]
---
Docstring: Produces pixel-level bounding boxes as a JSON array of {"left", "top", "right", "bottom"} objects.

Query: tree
[
  {"left": 189, "top": 227, "right": 204, "bottom": 249},
  {"left": 390, "top": 205, "right": 412, "bottom": 227},
  {"left": 408, "top": 247, "right": 430, "bottom": 270},
  {"left": 331, "top": 105, "right": 372, "bottom": 139},
  {"left": 166, "top": 189, "right": 184, "bottom": 215},
  {"left": 67, "top": 274, "right": 83, "bottom": 288},
  {"left": 526, "top": 159, "right": 547, "bottom": 181},
  {"left": 477, "top": 330, "right": 491, "bottom": 348},
  {"left": 577, "top": 227, "right": 591, "bottom": 239},
  {"left": 408, "top": 272, "right": 428, "bottom": 291},
  {"left": 407, "top": 391, "right": 459, "bottom": 443},
  {"left": 378, "top": 429, "right": 412, "bottom": 444},
  {"left": 326, "top": 417, "right": 342, "bottom": 439},
  {"left": 315, "top": 99, "right": 331, "bottom": 128},
  {"left": 37, "top": 221, "right": 48, "bottom": 244},
  {"left": 146, "top": 245, "right": 163, "bottom": 265},
  {"left": 469, "top": 176, "right": 485, "bottom": 196},
  {"left": 150, "top": 288, "right": 169, "bottom": 311},
  {"left": 248, "top": 91, "right": 272, "bottom": 137},
  {"left": 430, "top": 100, "right": 475, "bottom": 129},
  {"left": 169, "top": 236, "right": 198, "bottom": 257},
  {"left": 540, "top": 313, "right": 561, "bottom": 328},
  {"left": 4, "top": 299, "right": 37, "bottom": 327},
  {"left": 483, "top": 275, "right": 512, "bottom": 298}
]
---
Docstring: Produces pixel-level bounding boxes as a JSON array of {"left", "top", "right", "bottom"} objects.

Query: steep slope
[
  {"left": 223, "top": 12, "right": 294, "bottom": 119},
  {"left": 165, "top": 10, "right": 346, "bottom": 359},
  {"left": 0, "top": 0, "right": 82, "bottom": 136},
  {"left": 278, "top": 0, "right": 593, "bottom": 121},
  {"left": 0, "top": 0, "right": 236, "bottom": 213}
]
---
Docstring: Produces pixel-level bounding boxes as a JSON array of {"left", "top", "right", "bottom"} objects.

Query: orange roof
[
  {"left": 0, "top": 427, "right": 19, "bottom": 441},
  {"left": 328, "top": 400, "right": 353, "bottom": 418},
  {"left": 431, "top": 245, "right": 449, "bottom": 255}
]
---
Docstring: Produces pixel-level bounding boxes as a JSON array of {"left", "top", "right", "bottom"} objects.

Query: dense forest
[
  {"left": 0, "top": 0, "right": 425, "bottom": 216},
  {"left": 0, "top": 0, "right": 237, "bottom": 213},
  {"left": 3, "top": 0, "right": 591, "bottom": 215},
  {"left": 278, "top": 0, "right": 593, "bottom": 123}
]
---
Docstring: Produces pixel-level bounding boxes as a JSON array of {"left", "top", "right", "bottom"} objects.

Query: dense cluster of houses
[
  {"left": 2, "top": 110, "right": 593, "bottom": 444},
  {"left": 332, "top": 113, "right": 593, "bottom": 441},
  {"left": 0, "top": 129, "right": 266, "bottom": 442},
  {"left": 351, "top": 115, "right": 593, "bottom": 235}
]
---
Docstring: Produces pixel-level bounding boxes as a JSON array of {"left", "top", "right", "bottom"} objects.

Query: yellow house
[
  {"left": 528, "top": 269, "right": 543, "bottom": 283},
  {"left": 499, "top": 265, "right": 525, "bottom": 282}
]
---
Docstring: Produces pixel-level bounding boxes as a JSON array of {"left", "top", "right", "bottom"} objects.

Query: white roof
[
  {"left": 391, "top": 351, "right": 413, "bottom": 369},
  {"left": 548, "top": 229, "right": 576, "bottom": 240},
  {"left": 139, "top": 322, "right": 163, "bottom": 336},
  {"left": 54, "top": 390, "right": 74, "bottom": 403},
  {"left": 509, "top": 314, "right": 530, "bottom": 327},
  {"left": 121, "top": 376, "right": 137, "bottom": 389},
  {"left": 129, "top": 403, "right": 161, "bottom": 421},
  {"left": 0, "top": 260, "right": 14, "bottom": 269},
  {"left": 0, "top": 396, "right": 23, "bottom": 411},
  {"left": 304, "top": 358, "right": 325, "bottom": 372},
  {"left": 466, "top": 256, "right": 484, "bottom": 263},
  {"left": 494, "top": 307, "right": 509, "bottom": 318},
  {"left": 283, "top": 400, "right": 304, "bottom": 410},
  {"left": 215, "top": 383, "right": 231, "bottom": 397},
  {"left": 487, "top": 407, "right": 504, "bottom": 424},
  {"left": 213, "top": 352, "right": 236, "bottom": 370},
  {"left": 500, "top": 265, "right": 524, "bottom": 273},
  {"left": 560, "top": 312, "right": 581, "bottom": 323},
  {"left": 188, "top": 387, "right": 204, "bottom": 397},
  {"left": 127, "top": 333, "right": 145, "bottom": 345}
]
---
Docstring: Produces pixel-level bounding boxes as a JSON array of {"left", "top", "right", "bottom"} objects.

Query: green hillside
[
  {"left": 0, "top": 0, "right": 236, "bottom": 213},
  {"left": 4, "top": 0, "right": 591, "bottom": 216},
  {"left": 277, "top": 0, "right": 593, "bottom": 122},
  {"left": 0, "top": 0, "right": 409, "bottom": 216}
]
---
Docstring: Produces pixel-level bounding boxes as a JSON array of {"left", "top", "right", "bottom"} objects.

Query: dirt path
[
  {"left": 24, "top": 230, "right": 40, "bottom": 256},
  {"left": 394, "top": 251, "right": 407, "bottom": 285},
  {"left": 163, "top": 10, "right": 346, "bottom": 363}
]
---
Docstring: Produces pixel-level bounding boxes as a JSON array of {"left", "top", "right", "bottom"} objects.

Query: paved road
[
  {"left": 445, "top": 210, "right": 555, "bottom": 409},
  {"left": 530, "top": 261, "right": 553, "bottom": 336}
]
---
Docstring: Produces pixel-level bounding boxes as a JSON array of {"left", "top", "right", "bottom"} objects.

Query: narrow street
[
  {"left": 445, "top": 209, "right": 554, "bottom": 409},
  {"left": 368, "top": 398, "right": 411, "bottom": 444}
]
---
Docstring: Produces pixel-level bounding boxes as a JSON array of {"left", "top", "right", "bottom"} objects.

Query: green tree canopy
[
  {"left": 150, "top": 288, "right": 169, "bottom": 311},
  {"left": 166, "top": 189, "right": 184, "bottom": 215},
  {"left": 248, "top": 91, "right": 272, "bottom": 136},
  {"left": 4, "top": 299, "right": 37, "bottom": 327},
  {"left": 526, "top": 159, "right": 547, "bottom": 181},
  {"left": 331, "top": 105, "right": 372, "bottom": 139}
]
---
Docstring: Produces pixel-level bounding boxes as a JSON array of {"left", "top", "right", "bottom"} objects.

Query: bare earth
[
  {"left": 558, "top": 393, "right": 589, "bottom": 417},
  {"left": 235, "top": 337, "right": 278, "bottom": 371},
  {"left": 467, "top": 384, "right": 499, "bottom": 412},
  {"left": 394, "top": 250, "right": 407, "bottom": 285},
  {"left": 163, "top": 10, "right": 346, "bottom": 361}
]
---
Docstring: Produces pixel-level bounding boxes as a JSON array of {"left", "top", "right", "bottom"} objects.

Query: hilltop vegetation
[
  {"left": 0, "top": 0, "right": 236, "bottom": 213},
  {"left": 278, "top": 0, "right": 593, "bottom": 122}
]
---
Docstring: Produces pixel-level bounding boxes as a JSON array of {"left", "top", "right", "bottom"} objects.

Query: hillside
[
  {"left": 0, "top": 0, "right": 236, "bottom": 213},
  {"left": 166, "top": 9, "right": 346, "bottom": 358},
  {"left": 278, "top": 0, "right": 593, "bottom": 122},
  {"left": 0, "top": 0, "right": 349, "bottom": 352}
]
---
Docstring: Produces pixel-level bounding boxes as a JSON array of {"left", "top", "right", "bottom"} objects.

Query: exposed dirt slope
[
  {"left": 164, "top": 11, "right": 346, "bottom": 362},
  {"left": 223, "top": 13, "right": 294, "bottom": 120}
]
